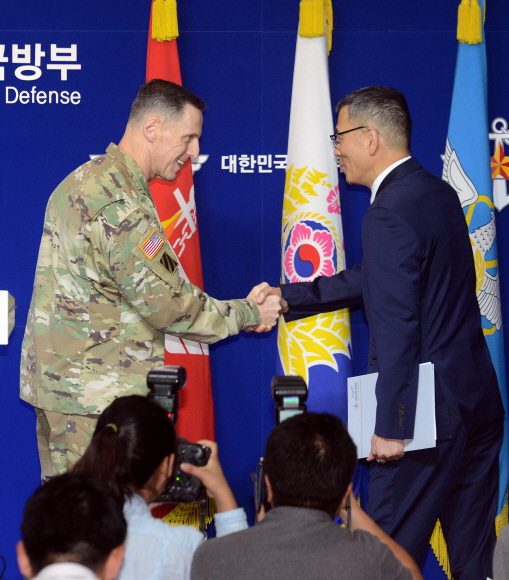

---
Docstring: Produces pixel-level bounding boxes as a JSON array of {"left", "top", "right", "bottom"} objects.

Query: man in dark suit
[{"left": 255, "top": 86, "right": 504, "bottom": 578}]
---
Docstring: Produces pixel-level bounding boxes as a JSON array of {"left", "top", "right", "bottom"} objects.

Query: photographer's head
[
  {"left": 17, "top": 472, "right": 126, "bottom": 579},
  {"left": 74, "top": 395, "right": 177, "bottom": 502},
  {"left": 263, "top": 413, "right": 357, "bottom": 518}
]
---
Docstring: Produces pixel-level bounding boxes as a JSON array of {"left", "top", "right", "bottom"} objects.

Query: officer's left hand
[{"left": 367, "top": 434, "right": 404, "bottom": 464}]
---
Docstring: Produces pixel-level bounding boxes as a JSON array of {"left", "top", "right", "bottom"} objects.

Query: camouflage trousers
[{"left": 35, "top": 408, "right": 99, "bottom": 482}]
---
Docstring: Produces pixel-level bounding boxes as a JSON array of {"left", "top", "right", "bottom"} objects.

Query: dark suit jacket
[{"left": 281, "top": 158, "right": 503, "bottom": 439}]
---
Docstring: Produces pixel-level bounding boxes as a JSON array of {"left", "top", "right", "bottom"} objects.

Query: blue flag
[{"left": 442, "top": 1, "right": 509, "bottom": 529}]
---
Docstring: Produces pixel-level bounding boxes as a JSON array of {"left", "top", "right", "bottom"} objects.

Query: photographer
[
  {"left": 191, "top": 413, "right": 423, "bottom": 580},
  {"left": 74, "top": 395, "right": 247, "bottom": 580},
  {"left": 17, "top": 473, "right": 126, "bottom": 580}
]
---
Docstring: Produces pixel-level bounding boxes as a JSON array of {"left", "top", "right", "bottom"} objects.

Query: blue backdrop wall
[{"left": 1, "top": 1, "right": 509, "bottom": 578}]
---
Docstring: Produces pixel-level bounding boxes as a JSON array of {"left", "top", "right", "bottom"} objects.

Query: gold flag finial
[{"left": 151, "top": 0, "right": 179, "bottom": 42}]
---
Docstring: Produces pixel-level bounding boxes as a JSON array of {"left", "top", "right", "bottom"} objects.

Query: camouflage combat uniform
[{"left": 21, "top": 143, "right": 260, "bottom": 478}]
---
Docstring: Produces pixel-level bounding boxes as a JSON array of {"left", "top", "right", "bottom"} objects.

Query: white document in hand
[{"left": 347, "top": 362, "right": 436, "bottom": 459}]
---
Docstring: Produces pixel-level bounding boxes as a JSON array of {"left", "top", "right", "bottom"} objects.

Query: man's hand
[
  {"left": 180, "top": 440, "right": 237, "bottom": 513},
  {"left": 247, "top": 282, "right": 270, "bottom": 302},
  {"left": 367, "top": 434, "right": 404, "bottom": 464},
  {"left": 245, "top": 282, "right": 286, "bottom": 333},
  {"left": 337, "top": 489, "right": 359, "bottom": 526},
  {"left": 245, "top": 283, "right": 288, "bottom": 333},
  {"left": 256, "top": 285, "right": 288, "bottom": 313}
]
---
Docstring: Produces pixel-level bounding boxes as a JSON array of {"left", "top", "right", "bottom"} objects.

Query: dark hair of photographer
[
  {"left": 19, "top": 472, "right": 126, "bottom": 576},
  {"left": 263, "top": 412, "right": 357, "bottom": 517},
  {"left": 74, "top": 395, "right": 176, "bottom": 501}
]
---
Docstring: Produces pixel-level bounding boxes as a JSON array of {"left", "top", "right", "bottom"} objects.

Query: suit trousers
[{"left": 367, "top": 414, "right": 503, "bottom": 579}]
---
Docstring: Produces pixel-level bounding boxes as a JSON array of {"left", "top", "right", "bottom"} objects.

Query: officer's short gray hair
[{"left": 336, "top": 86, "right": 412, "bottom": 152}]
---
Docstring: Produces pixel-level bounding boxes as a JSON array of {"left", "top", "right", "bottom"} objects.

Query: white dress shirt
[
  {"left": 370, "top": 156, "right": 412, "bottom": 204},
  {"left": 34, "top": 563, "right": 98, "bottom": 580}
]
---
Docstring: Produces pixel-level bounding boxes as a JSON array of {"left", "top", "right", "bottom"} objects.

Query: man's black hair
[
  {"left": 74, "top": 395, "right": 177, "bottom": 500},
  {"left": 129, "top": 79, "right": 206, "bottom": 125},
  {"left": 263, "top": 413, "right": 357, "bottom": 517},
  {"left": 21, "top": 472, "right": 127, "bottom": 575}
]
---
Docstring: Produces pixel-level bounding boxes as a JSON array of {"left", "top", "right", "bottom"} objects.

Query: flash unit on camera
[
  {"left": 270, "top": 375, "right": 308, "bottom": 424},
  {"left": 147, "top": 365, "right": 186, "bottom": 424}
]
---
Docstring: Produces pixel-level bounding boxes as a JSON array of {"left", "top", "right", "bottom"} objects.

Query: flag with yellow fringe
[
  {"left": 276, "top": 0, "right": 352, "bottom": 424},
  {"left": 436, "top": 1, "right": 509, "bottom": 577},
  {"left": 146, "top": 0, "right": 215, "bottom": 447},
  {"left": 146, "top": 0, "right": 216, "bottom": 529}
]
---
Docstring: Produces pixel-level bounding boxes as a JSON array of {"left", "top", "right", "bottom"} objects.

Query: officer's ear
[
  {"left": 365, "top": 127, "right": 380, "bottom": 155},
  {"left": 143, "top": 116, "right": 161, "bottom": 143}
]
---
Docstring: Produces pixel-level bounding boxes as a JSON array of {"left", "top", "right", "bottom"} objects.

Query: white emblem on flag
[{"left": 165, "top": 334, "right": 209, "bottom": 356}]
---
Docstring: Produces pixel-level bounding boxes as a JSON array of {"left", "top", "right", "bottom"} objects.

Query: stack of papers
[{"left": 347, "top": 362, "right": 436, "bottom": 459}]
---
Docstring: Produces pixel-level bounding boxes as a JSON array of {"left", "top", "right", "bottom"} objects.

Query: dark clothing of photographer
[
  {"left": 191, "top": 413, "right": 421, "bottom": 580},
  {"left": 191, "top": 506, "right": 411, "bottom": 580}
]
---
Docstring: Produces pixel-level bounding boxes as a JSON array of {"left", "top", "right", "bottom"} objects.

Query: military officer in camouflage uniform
[{"left": 21, "top": 80, "right": 282, "bottom": 480}]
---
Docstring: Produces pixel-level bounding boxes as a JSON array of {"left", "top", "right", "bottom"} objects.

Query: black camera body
[
  {"left": 158, "top": 437, "right": 211, "bottom": 504},
  {"left": 146, "top": 365, "right": 210, "bottom": 504}
]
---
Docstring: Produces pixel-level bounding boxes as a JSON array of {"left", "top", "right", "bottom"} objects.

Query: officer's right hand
[{"left": 248, "top": 294, "right": 282, "bottom": 333}]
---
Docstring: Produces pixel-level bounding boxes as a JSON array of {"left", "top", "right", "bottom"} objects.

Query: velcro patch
[
  {"left": 141, "top": 229, "right": 164, "bottom": 259},
  {"left": 159, "top": 251, "right": 178, "bottom": 274},
  {"left": 136, "top": 219, "right": 149, "bottom": 234}
]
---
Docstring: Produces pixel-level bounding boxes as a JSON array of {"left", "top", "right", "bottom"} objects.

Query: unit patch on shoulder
[
  {"left": 141, "top": 229, "right": 164, "bottom": 259},
  {"left": 159, "top": 251, "right": 178, "bottom": 274}
]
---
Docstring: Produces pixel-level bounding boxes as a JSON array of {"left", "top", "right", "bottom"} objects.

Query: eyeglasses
[{"left": 330, "top": 126, "right": 378, "bottom": 148}]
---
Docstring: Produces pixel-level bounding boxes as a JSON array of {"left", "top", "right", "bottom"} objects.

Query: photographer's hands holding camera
[
  {"left": 180, "top": 440, "right": 238, "bottom": 513},
  {"left": 245, "top": 283, "right": 288, "bottom": 333}
]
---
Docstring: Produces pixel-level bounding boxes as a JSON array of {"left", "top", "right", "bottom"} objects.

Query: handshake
[{"left": 245, "top": 283, "right": 289, "bottom": 333}]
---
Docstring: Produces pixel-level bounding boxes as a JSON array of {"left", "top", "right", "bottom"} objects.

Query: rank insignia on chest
[{"left": 141, "top": 229, "right": 164, "bottom": 259}]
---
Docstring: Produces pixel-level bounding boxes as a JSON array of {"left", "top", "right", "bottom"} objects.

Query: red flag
[{"left": 146, "top": 0, "right": 215, "bottom": 442}]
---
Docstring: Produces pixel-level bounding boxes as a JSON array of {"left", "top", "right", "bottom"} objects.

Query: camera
[
  {"left": 147, "top": 365, "right": 210, "bottom": 504},
  {"left": 158, "top": 437, "right": 211, "bottom": 503}
]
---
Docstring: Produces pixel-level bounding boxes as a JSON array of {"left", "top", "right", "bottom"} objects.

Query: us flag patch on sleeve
[{"left": 141, "top": 229, "right": 164, "bottom": 259}]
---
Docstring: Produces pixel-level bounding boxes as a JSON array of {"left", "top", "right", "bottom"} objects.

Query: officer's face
[
  {"left": 152, "top": 104, "right": 202, "bottom": 182},
  {"left": 334, "top": 107, "right": 370, "bottom": 187}
]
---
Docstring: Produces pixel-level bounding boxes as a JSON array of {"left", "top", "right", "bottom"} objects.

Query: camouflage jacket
[{"left": 21, "top": 144, "right": 260, "bottom": 415}]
